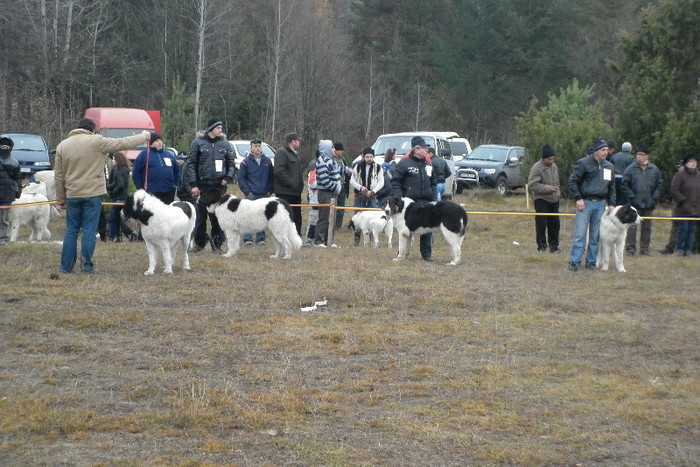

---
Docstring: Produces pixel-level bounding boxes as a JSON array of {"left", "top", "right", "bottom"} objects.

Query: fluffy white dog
[
  {"left": 123, "top": 189, "right": 196, "bottom": 275},
  {"left": 348, "top": 205, "right": 393, "bottom": 248},
  {"left": 9, "top": 182, "right": 52, "bottom": 242},
  {"left": 204, "top": 193, "right": 302, "bottom": 259},
  {"left": 597, "top": 204, "right": 642, "bottom": 272}
]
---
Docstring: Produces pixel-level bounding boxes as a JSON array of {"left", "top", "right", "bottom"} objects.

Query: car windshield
[
  {"left": 466, "top": 147, "right": 507, "bottom": 162},
  {"left": 5, "top": 136, "right": 45, "bottom": 151},
  {"left": 235, "top": 143, "right": 275, "bottom": 160},
  {"left": 373, "top": 135, "right": 437, "bottom": 156},
  {"left": 100, "top": 129, "right": 149, "bottom": 149}
]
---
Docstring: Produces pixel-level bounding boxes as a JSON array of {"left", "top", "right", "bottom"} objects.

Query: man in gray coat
[{"left": 621, "top": 144, "right": 662, "bottom": 256}]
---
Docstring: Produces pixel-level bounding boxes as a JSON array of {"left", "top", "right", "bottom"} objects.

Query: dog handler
[
  {"left": 390, "top": 136, "right": 437, "bottom": 261},
  {"left": 55, "top": 118, "right": 150, "bottom": 274},
  {"left": 567, "top": 139, "right": 616, "bottom": 272}
]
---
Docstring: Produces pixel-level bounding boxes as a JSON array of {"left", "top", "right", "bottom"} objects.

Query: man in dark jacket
[
  {"left": 610, "top": 142, "right": 635, "bottom": 204},
  {"left": 274, "top": 132, "right": 304, "bottom": 235},
  {"left": 132, "top": 133, "right": 180, "bottom": 204},
  {"left": 621, "top": 144, "right": 661, "bottom": 256},
  {"left": 567, "top": 139, "right": 616, "bottom": 271},
  {"left": 238, "top": 138, "right": 274, "bottom": 245},
  {"left": 186, "top": 118, "right": 236, "bottom": 253},
  {"left": 0, "top": 137, "right": 22, "bottom": 245},
  {"left": 391, "top": 136, "right": 437, "bottom": 261},
  {"left": 427, "top": 147, "right": 451, "bottom": 201}
]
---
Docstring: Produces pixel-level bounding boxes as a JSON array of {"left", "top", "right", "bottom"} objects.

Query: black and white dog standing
[
  {"left": 204, "top": 193, "right": 302, "bottom": 259},
  {"left": 348, "top": 204, "right": 394, "bottom": 248},
  {"left": 388, "top": 197, "right": 468, "bottom": 265},
  {"left": 596, "top": 204, "right": 642, "bottom": 272},
  {"left": 123, "top": 190, "right": 196, "bottom": 275}
]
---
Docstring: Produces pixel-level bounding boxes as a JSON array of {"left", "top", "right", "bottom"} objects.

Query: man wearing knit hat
[
  {"left": 527, "top": 144, "right": 561, "bottom": 253},
  {"left": 566, "top": 139, "right": 616, "bottom": 271},
  {"left": 621, "top": 144, "right": 661, "bottom": 256},
  {"left": 0, "top": 136, "right": 22, "bottom": 245},
  {"left": 132, "top": 132, "right": 180, "bottom": 204},
  {"left": 610, "top": 142, "right": 635, "bottom": 204},
  {"left": 186, "top": 118, "right": 235, "bottom": 254}
]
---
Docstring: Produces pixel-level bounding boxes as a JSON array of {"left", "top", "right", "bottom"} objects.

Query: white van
[{"left": 370, "top": 131, "right": 457, "bottom": 199}]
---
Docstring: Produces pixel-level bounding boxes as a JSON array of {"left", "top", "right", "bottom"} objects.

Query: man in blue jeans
[
  {"left": 55, "top": 118, "right": 150, "bottom": 274},
  {"left": 238, "top": 138, "right": 274, "bottom": 245},
  {"left": 567, "top": 139, "right": 616, "bottom": 271}
]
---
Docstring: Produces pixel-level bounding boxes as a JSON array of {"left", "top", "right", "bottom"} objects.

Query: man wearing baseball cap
[{"left": 567, "top": 139, "right": 616, "bottom": 271}]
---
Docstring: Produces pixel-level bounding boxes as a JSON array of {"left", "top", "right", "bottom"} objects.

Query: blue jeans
[
  {"left": 243, "top": 193, "right": 266, "bottom": 244},
  {"left": 61, "top": 196, "right": 103, "bottom": 273},
  {"left": 569, "top": 200, "right": 605, "bottom": 266},
  {"left": 436, "top": 182, "right": 446, "bottom": 201},
  {"left": 675, "top": 221, "right": 695, "bottom": 254}
]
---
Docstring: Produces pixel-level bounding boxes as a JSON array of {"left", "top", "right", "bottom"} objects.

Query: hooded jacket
[
  {"left": 671, "top": 167, "right": 700, "bottom": 217},
  {"left": 0, "top": 153, "right": 22, "bottom": 204},
  {"left": 54, "top": 129, "right": 146, "bottom": 204}
]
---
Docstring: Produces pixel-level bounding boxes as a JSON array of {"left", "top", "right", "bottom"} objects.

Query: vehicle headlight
[
  {"left": 483, "top": 168, "right": 496, "bottom": 174},
  {"left": 35, "top": 161, "right": 51, "bottom": 166}
]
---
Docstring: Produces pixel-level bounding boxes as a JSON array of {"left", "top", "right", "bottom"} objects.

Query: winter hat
[
  {"left": 149, "top": 132, "right": 162, "bottom": 145},
  {"left": 362, "top": 147, "right": 375, "bottom": 156},
  {"left": 0, "top": 136, "right": 14, "bottom": 151},
  {"left": 411, "top": 136, "right": 427, "bottom": 148},
  {"left": 621, "top": 142, "right": 632, "bottom": 152},
  {"left": 591, "top": 139, "right": 608, "bottom": 152},
  {"left": 683, "top": 154, "right": 698, "bottom": 165},
  {"left": 206, "top": 118, "right": 223, "bottom": 132},
  {"left": 607, "top": 140, "right": 617, "bottom": 149},
  {"left": 635, "top": 144, "right": 651, "bottom": 155},
  {"left": 250, "top": 138, "right": 262, "bottom": 145},
  {"left": 541, "top": 144, "right": 555, "bottom": 159},
  {"left": 285, "top": 132, "right": 299, "bottom": 144},
  {"left": 333, "top": 142, "right": 344, "bottom": 151}
]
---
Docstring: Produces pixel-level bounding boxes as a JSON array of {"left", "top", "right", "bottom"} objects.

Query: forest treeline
[{"left": 0, "top": 0, "right": 697, "bottom": 196}]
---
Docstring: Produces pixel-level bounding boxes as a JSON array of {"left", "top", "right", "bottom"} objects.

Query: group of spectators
[
  {"left": 5, "top": 115, "right": 696, "bottom": 273},
  {"left": 528, "top": 139, "right": 699, "bottom": 272}
]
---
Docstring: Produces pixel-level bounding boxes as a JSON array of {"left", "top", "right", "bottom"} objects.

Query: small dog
[
  {"left": 348, "top": 206, "right": 393, "bottom": 248},
  {"left": 597, "top": 204, "right": 642, "bottom": 272},
  {"left": 204, "top": 193, "right": 302, "bottom": 259},
  {"left": 123, "top": 190, "right": 196, "bottom": 275},
  {"left": 388, "top": 197, "right": 468, "bottom": 265},
  {"left": 9, "top": 182, "right": 52, "bottom": 242}
]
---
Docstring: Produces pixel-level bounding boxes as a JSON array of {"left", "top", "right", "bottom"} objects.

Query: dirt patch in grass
[{"left": 1, "top": 193, "right": 698, "bottom": 465}]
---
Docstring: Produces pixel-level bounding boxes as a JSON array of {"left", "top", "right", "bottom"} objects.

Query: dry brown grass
[{"left": 1, "top": 188, "right": 698, "bottom": 465}]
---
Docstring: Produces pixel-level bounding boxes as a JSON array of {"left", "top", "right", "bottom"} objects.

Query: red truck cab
[{"left": 84, "top": 107, "right": 161, "bottom": 161}]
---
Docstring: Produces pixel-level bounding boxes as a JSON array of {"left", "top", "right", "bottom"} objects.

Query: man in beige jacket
[{"left": 55, "top": 118, "right": 150, "bottom": 274}]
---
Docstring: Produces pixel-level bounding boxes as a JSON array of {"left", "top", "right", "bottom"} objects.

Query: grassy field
[{"left": 1, "top": 189, "right": 698, "bottom": 466}]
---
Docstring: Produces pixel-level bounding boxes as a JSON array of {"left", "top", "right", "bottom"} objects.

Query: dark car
[
  {"left": 0, "top": 133, "right": 51, "bottom": 176},
  {"left": 455, "top": 144, "right": 527, "bottom": 196}
]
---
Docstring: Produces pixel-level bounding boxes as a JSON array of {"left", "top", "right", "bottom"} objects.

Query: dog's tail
[
  {"left": 290, "top": 222, "right": 303, "bottom": 251},
  {"left": 348, "top": 219, "right": 356, "bottom": 231}
]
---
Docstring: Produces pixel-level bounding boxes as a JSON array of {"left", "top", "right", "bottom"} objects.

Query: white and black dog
[
  {"left": 204, "top": 193, "right": 302, "bottom": 259},
  {"left": 388, "top": 197, "right": 468, "bottom": 265},
  {"left": 123, "top": 190, "right": 196, "bottom": 275},
  {"left": 596, "top": 204, "right": 642, "bottom": 272},
  {"left": 9, "top": 182, "right": 52, "bottom": 242},
  {"left": 348, "top": 205, "right": 394, "bottom": 248}
]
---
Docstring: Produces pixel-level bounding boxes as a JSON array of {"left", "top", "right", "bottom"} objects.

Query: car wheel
[{"left": 496, "top": 176, "right": 507, "bottom": 196}]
